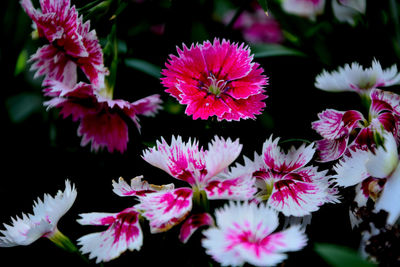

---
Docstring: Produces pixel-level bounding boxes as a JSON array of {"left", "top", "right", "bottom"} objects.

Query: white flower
[
  {"left": 202, "top": 201, "right": 307, "bottom": 267},
  {"left": 0, "top": 180, "right": 77, "bottom": 247},
  {"left": 315, "top": 59, "right": 400, "bottom": 96},
  {"left": 332, "top": 0, "right": 366, "bottom": 25},
  {"left": 281, "top": 0, "right": 325, "bottom": 20}
]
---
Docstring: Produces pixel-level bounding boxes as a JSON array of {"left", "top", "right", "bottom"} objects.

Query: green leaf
[
  {"left": 6, "top": 93, "right": 43, "bottom": 123},
  {"left": 257, "top": 0, "right": 268, "bottom": 12},
  {"left": 125, "top": 58, "right": 161, "bottom": 79},
  {"left": 314, "top": 243, "right": 377, "bottom": 267},
  {"left": 250, "top": 43, "right": 306, "bottom": 58},
  {"left": 14, "top": 49, "right": 28, "bottom": 76}
]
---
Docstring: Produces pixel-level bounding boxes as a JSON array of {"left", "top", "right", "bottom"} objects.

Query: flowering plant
[{"left": 3, "top": 0, "right": 400, "bottom": 266}]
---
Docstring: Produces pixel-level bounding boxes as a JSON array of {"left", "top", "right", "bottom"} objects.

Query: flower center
[{"left": 206, "top": 74, "right": 228, "bottom": 97}]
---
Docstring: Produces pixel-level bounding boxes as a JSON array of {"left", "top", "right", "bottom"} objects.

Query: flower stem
[
  {"left": 192, "top": 187, "right": 209, "bottom": 213},
  {"left": 47, "top": 229, "right": 90, "bottom": 264}
]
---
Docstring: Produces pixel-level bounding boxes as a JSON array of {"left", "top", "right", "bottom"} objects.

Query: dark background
[{"left": 1, "top": 0, "right": 399, "bottom": 266}]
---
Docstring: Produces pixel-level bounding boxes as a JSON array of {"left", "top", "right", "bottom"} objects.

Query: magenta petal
[
  {"left": 370, "top": 88, "right": 400, "bottom": 116},
  {"left": 269, "top": 179, "right": 324, "bottom": 216},
  {"left": 312, "top": 109, "right": 364, "bottom": 139},
  {"left": 77, "top": 207, "right": 143, "bottom": 263},
  {"left": 30, "top": 45, "right": 77, "bottom": 86},
  {"left": 179, "top": 213, "right": 214, "bottom": 243},
  {"left": 78, "top": 111, "right": 129, "bottom": 153},
  {"left": 315, "top": 137, "right": 348, "bottom": 162},
  {"left": 182, "top": 91, "right": 229, "bottom": 120},
  {"left": 136, "top": 188, "right": 193, "bottom": 233},
  {"left": 205, "top": 174, "right": 256, "bottom": 200},
  {"left": 130, "top": 94, "right": 163, "bottom": 117},
  {"left": 202, "top": 39, "right": 253, "bottom": 80},
  {"left": 219, "top": 93, "right": 267, "bottom": 121},
  {"left": 161, "top": 38, "right": 268, "bottom": 121}
]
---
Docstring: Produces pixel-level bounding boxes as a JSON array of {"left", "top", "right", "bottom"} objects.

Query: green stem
[
  {"left": 47, "top": 229, "right": 90, "bottom": 264},
  {"left": 192, "top": 187, "right": 209, "bottom": 213}
]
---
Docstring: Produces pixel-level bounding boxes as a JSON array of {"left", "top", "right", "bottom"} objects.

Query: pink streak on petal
[
  {"left": 315, "top": 137, "right": 348, "bottom": 162},
  {"left": 179, "top": 213, "right": 214, "bottom": 243}
]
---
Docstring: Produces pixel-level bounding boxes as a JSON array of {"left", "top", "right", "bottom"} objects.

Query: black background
[{"left": 1, "top": 0, "right": 398, "bottom": 266}]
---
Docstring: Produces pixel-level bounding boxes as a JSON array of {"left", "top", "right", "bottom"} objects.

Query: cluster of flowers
[
  {"left": 20, "top": 0, "right": 162, "bottom": 153},
  {"left": 2, "top": 0, "right": 400, "bottom": 266}
]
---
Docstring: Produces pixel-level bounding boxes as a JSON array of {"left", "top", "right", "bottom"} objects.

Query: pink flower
[
  {"left": 21, "top": 0, "right": 108, "bottom": 88},
  {"left": 225, "top": 4, "right": 283, "bottom": 44},
  {"left": 202, "top": 201, "right": 307, "bottom": 267},
  {"left": 312, "top": 89, "right": 400, "bottom": 162},
  {"left": 134, "top": 136, "right": 255, "bottom": 235},
  {"left": 77, "top": 207, "right": 143, "bottom": 263},
  {"left": 161, "top": 38, "right": 268, "bottom": 121},
  {"left": 231, "top": 135, "right": 339, "bottom": 216},
  {"left": 44, "top": 79, "right": 163, "bottom": 153}
]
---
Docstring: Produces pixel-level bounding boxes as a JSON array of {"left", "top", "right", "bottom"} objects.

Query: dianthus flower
[
  {"left": 161, "top": 38, "right": 268, "bottom": 121},
  {"left": 315, "top": 59, "right": 400, "bottom": 98},
  {"left": 132, "top": 136, "right": 255, "bottom": 240},
  {"left": 112, "top": 176, "right": 215, "bottom": 243},
  {"left": 0, "top": 180, "right": 77, "bottom": 249},
  {"left": 225, "top": 4, "right": 283, "bottom": 44},
  {"left": 202, "top": 201, "right": 307, "bottom": 267},
  {"left": 334, "top": 130, "right": 400, "bottom": 226},
  {"left": 77, "top": 207, "right": 143, "bottom": 263},
  {"left": 21, "top": 0, "right": 108, "bottom": 88},
  {"left": 231, "top": 135, "right": 339, "bottom": 217},
  {"left": 312, "top": 89, "right": 400, "bottom": 162},
  {"left": 44, "top": 79, "right": 162, "bottom": 153},
  {"left": 281, "top": 0, "right": 325, "bottom": 20}
]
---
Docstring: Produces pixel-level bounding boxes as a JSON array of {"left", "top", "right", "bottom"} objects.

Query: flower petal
[
  {"left": 268, "top": 179, "right": 326, "bottom": 216},
  {"left": 136, "top": 188, "right": 193, "bottom": 233},
  {"left": 262, "top": 136, "right": 315, "bottom": 173},
  {"left": 333, "top": 148, "right": 370, "bottom": 187},
  {"left": 203, "top": 136, "right": 242, "bottom": 182},
  {"left": 205, "top": 173, "right": 256, "bottom": 200},
  {"left": 179, "top": 213, "right": 214, "bottom": 243},
  {"left": 112, "top": 176, "right": 175, "bottom": 197},
  {"left": 77, "top": 208, "right": 143, "bottom": 263}
]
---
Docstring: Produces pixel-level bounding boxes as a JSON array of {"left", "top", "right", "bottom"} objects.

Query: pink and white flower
[
  {"left": 334, "top": 130, "right": 400, "bottom": 225},
  {"left": 312, "top": 89, "right": 400, "bottom": 162},
  {"left": 281, "top": 0, "right": 325, "bottom": 20},
  {"left": 231, "top": 136, "right": 339, "bottom": 217},
  {"left": 161, "top": 38, "right": 268, "bottom": 121},
  {"left": 113, "top": 177, "right": 216, "bottom": 242},
  {"left": 21, "top": 0, "right": 108, "bottom": 88},
  {"left": 0, "top": 180, "right": 77, "bottom": 247},
  {"left": 315, "top": 59, "right": 400, "bottom": 97},
  {"left": 77, "top": 207, "right": 143, "bottom": 263},
  {"left": 43, "top": 79, "right": 162, "bottom": 153},
  {"left": 202, "top": 201, "right": 307, "bottom": 267},
  {"left": 136, "top": 136, "right": 255, "bottom": 234}
]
